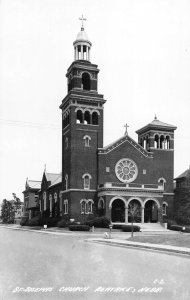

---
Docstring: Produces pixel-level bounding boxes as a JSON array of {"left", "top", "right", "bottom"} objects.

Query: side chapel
[{"left": 25, "top": 19, "right": 177, "bottom": 224}]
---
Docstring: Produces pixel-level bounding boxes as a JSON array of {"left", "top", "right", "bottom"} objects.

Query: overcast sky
[{"left": 0, "top": 0, "right": 190, "bottom": 203}]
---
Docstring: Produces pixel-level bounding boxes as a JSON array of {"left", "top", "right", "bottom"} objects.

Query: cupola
[{"left": 73, "top": 15, "right": 92, "bottom": 61}]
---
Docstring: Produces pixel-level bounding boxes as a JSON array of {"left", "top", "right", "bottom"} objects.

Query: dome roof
[
  {"left": 76, "top": 28, "right": 89, "bottom": 41},
  {"left": 73, "top": 28, "right": 91, "bottom": 46}
]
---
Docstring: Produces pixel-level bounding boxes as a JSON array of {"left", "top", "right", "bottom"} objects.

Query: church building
[{"left": 28, "top": 19, "right": 177, "bottom": 225}]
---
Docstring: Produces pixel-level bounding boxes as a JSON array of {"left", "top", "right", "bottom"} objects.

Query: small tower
[
  {"left": 59, "top": 18, "right": 106, "bottom": 220},
  {"left": 136, "top": 117, "right": 177, "bottom": 194},
  {"left": 136, "top": 116, "right": 177, "bottom": 152}
]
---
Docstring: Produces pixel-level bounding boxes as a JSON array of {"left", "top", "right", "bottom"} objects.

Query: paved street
[{"left": 0, "top": 227, "right": 190, "bottom": 300}]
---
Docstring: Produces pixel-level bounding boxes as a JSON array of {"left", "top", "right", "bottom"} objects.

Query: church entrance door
[
  {"left": 144, "top": 200, "right": 158, "bottom": 223},
  {"left": 111, "top": 199, "right": 125, "bottom": 223}
]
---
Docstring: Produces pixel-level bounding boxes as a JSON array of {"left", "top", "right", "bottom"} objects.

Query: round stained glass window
[{"left": 115, "top": 158, "right": 138, "bottom": 183}]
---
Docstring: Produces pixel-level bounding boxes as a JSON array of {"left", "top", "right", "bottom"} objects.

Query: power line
[{"left": 0, "top": 119, "right": 61, "bottom": 130}]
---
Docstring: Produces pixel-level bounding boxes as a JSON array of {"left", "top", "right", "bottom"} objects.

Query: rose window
[{"left": 115, "top": 159, "right": 138, "bottom": 183}]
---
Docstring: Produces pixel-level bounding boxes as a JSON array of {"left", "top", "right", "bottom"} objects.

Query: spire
[{"left": 73, "top": 16, "right": 92, "bottom": 61}]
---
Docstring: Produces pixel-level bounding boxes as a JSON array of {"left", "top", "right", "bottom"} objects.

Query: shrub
[
  {"left": 112, "top": 224, "right": 125, "bottom": 230},
  {"left": 27, "top": 216, "right": 42, "bottom": 227},
  {"left": 20, "top": 217, "right": 28, "bottom": 226},
  {"left": 122, "top": 225, "right": 140, "bottom": 232},
  {"left": 69, "top": 225, "right": 90, "bottom": 231},
  {"left": 182, "top": 227, "right": 190, "bottom": 233},
  {"left": 7, "top": 219, "right": 14, "bottom": 224},
  {"left": 170, "top": 225, "right": 183, "bottom": 231},
  {"left": 57, "top": 219, "right": 68, "bottom": 228},
  {"left": 166, "top": 219, "right": 177, "bottom": 229},
  {"left": 85, "top": 216, "right": 110, "bottom": 228},
  {"left": 44, "top": 217, "right": 61, "bottom": 227}
]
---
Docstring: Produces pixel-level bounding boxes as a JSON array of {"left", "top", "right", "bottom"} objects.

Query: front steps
[{"left": 112, "top": 222, "right": 169, "bottom": 232}]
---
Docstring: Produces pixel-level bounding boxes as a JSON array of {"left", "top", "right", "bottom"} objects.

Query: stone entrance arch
[
  {"left": 127, "top": 198, "right": 142, "bottom": 223},
  {"left": 110, "top": 197, "right": 127, "bottom": 223},
  {"left": 144, "top": 199, "right": 160, "bottom": 223}
]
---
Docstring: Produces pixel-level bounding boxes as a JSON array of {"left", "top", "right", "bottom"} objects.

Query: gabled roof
[
  {"left": 26, "top": 180, "right": 41, "bottom": 189},
  {"left": 136, "top": 117, "right": 177, "bottom": 134},
  {"left": 46, "top": 172, "right": 61, "bottom": 183},
  {"left": 98, "top": 134, "right": 153, "bottom": 158},
  {"left": 174, "top": 169, "right": 190, "bottom": 180},
  {"left": 49, "top": 173, "right": 62, "bottom": 188}
]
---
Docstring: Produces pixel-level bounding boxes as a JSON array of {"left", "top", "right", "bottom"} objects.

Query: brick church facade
[{"left": 24, "top": 23, "right": 177, "bottom": 224}]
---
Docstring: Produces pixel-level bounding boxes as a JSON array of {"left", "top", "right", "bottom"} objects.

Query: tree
[
  {"left": 1, "top": 199, "right": 13, "bottom": 223},
  {"left": 1, "top": 194, "right": 22, "bottom": 224},
  {"left": 128, "top": 202, "right": 141, "bottom": 237},
  {"left": 12, "top": 193, "right": 21, "bottom": 208}
]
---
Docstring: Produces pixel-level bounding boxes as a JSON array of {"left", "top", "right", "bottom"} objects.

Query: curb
[{"left": 87, "top": 239, "right": 190, "bottom": 257}]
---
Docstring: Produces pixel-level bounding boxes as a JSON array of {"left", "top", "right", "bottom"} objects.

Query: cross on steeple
[
  {"left": 124, "top": 123, "right": 129, "bottom": 135},
  {"left": 79, "top": 14, "right": 87, "bottom": 29}
]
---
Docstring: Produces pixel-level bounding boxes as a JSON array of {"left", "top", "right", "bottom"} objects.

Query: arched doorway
[
  {"left": 111, "top": 199, "right": 125, "bottom": 223},
  {"left": 144, "top": 200, "right": 158, "bottom": 223},
  {"left": 128, "top": 199, "right": 141, "bottom": 223}
]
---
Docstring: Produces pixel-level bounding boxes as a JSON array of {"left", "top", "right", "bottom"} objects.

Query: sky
[{"left": 0, "top": 0, "right": 190, "bottom": 203}]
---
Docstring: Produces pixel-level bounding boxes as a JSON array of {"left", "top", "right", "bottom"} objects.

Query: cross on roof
[
  {"left": 79, "top": 14, "right": 87, "bottom": 29},
  {"left": 124, "top": 123, "right": 129, "bottom": 135}
]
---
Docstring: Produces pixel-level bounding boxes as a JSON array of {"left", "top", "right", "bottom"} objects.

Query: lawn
[{"left": 128, "top": 233, "right": 190, "bottom": 248}]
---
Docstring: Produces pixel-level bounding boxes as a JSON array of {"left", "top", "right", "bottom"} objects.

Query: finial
[
  {"left": 124, "top": 123, "right": 129, "bottom": 136},
  {"left": 79, "top": 14, "right": 87, "bottom": 30},
  {"left": 154, "top": 114, "right": 157, "bottom": 120},
  {"left": 44, "top": 164, "right": 46, "bottom": 172}
]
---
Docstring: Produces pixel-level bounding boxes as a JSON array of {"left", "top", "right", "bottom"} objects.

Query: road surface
[{"left": 0, "top": 227, "right": 190, "bottom": 300}]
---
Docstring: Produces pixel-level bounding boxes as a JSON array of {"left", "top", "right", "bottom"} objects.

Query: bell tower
[{"left": 59, "top": 18, "right": 106, "bottom": 219}]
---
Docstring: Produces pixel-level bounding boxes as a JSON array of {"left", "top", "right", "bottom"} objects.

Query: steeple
[{"left": 73, "top": 15, "right": 92, "bottom": 61}]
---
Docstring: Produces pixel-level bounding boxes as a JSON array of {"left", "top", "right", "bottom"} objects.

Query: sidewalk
[{"left": 1, "top": 224, "right": 190, "bottom": 256}]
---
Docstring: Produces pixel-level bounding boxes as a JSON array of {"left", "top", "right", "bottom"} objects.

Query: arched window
[
  {"left": 83, "top": 135, "right": 91, "bottom": 147},
  {"left": 84, "top": 111, "right": 91, "bottom": 124},
  {"left": 92, "top": 112, "right": 98, "bottom": 125},
  {"left": 82, "top": 72, "right": 90, "bottom": 90},
  {"left": 160, "top": 135, "right": 165, "bottom": 149},
  {"left": 98, "top": 198, "right": 104, "bottom": 209},
  {"left": 163, "top": 202, "right": 168, "bottom": 215},
  {"left": 54, "top": 193, "right": 57, "bottom": 203},
  {"left": 166, "top": 136, "right": 170, "bottom": 149},
  {"left": 82, "top": 173, "right": 92, "bottom": 189},
  {"left": 59, "top": 193, "right": 62, "bottom": 215},
  {"left": 87, "top": 200, "right": 94, "bottom": 214},
  {"left": 154, "top": 134, "right": 159, "bottom": 148},
  {"left": 146, "top": 136, "right": 149, "bottom": 150},
  {"left": 80, "top": 200, "right": 86, "bottom": 214},
  {"left": 49, "top": 194, "right": 52, "bottom": 216},
  {"left": 43, "top": 192, "right": 46, "bottom": 211},
  {"left": 64, "top": 200, "right": 68, "bottom": 214},
  {"left": 65, "top": 174, "right": 68, "bottom": 190},
  {"left": 158, "top": 178, "right": 166, "bottom": 190},
  {"left": 76, "top": 110, "right": 83, "bottom": 124}
]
